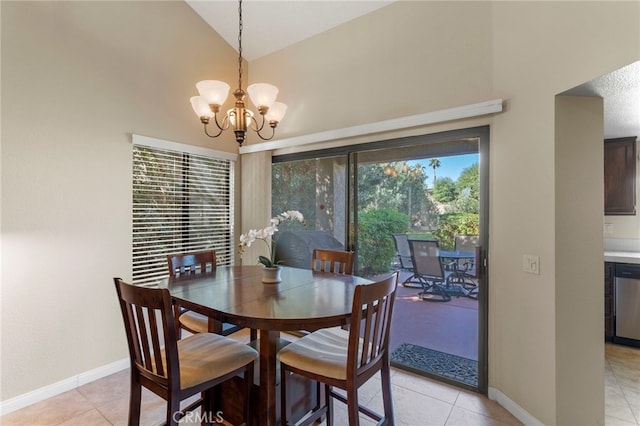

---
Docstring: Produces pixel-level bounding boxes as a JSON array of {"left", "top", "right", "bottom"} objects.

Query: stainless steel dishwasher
[{"left": 614, "top": 263, "right": 640, "bottom": 347}]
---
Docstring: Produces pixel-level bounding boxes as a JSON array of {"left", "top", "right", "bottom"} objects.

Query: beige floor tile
[
  {"left": 391, "top": 368, "right": 461, "bottom": 405},
  {"left": 57, "top": 408, "right": 111, "bottom": 425},
  {"left": 455, "top": 390, "right": 522, "bottom": 425},
  {"left": 368, "top": 383, "right": 453, "bottom": 425},
  {"left": 0, "top": 390, "right": 94, "bottom": 426},
  {"left": 77, "top": 369, "right": 130, "bottom": 407},
  {"left": 606, "top": 396, "right": 638, "bottom": 425},
  {"left": 446, "top": 406, "right": 519, "bottom": 426},
  {"left": 4, "top": 343, "right": 637, "bottom": 425},
  {"left": 605, "top": 415, "right": 639, "bottom": 426}
]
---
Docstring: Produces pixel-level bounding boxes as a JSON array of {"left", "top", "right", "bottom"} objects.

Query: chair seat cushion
[
  {"left": 277, "top": 327, "right": 351, "bottom": 381},
  {"left": 179, "top": 310, "right": 208, "bottom": 333},
  {"left": 177, "top": 333, "right": 258, "bottom": 389}
]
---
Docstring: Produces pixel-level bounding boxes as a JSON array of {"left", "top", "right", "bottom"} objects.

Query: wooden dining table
[{"left": 158, "top": 264, "right": 372, "bottom": 426}]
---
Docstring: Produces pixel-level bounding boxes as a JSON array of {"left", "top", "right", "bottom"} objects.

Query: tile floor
[
  {"left": 2, "top": 338, "right": 637, "bottom": 425},
  {"left": 605, "top": 343, "right": 640, "bottom": 425}
]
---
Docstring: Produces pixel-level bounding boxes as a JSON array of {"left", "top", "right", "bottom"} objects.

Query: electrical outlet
[
  {"left": 523, "top": 255, "right": 540, "bottom": 274},
  {"left": 604, "top": 223, "right": 613, "bottom": 234}
]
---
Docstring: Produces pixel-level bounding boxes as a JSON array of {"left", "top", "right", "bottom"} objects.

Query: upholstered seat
[
  {"left": 166, "top": 333, "right": 258, "bottom": 389},
  {"left": 279, "top": 328, "right": 354, "bottom": 381},
  {"left": 114, "top": 278, "right": 257, "bottom": 426},
  {"left": 278, "top": 272, "right": 398, "bottom": 426},
  {"left": 167, "top": 250, "right": 257, "bottom": 341}
]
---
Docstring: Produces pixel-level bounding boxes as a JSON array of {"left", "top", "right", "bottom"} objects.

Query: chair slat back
[
  {"left": 347, "top": 272, "right": 398, "bottom": 378},
  {"left": 311, "top": 249, "right": 355, "bottom": 275},
  {"left": 167, "top": 250, "right": 216, "bottom": 277},
  {"left": 114, "top": 278, "right": 179, "bottom": 386},
  {"left": 409, "top": 239, "right": 444, "bottom": 279},
  {"left": 392, "top": 234, "right": 414, "bottom": 269}
]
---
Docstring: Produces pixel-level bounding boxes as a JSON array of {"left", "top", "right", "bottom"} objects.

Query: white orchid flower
[{"left": 237, "top": 210, "right": 306, "bottom": 267}]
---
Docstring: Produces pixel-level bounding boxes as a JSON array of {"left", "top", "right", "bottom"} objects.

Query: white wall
[
  {"left": 1, "top": 1, "right": 238, "bottom": 402},
  {"left": 246, "top": 1, "right": 640, "bottom": 424}
]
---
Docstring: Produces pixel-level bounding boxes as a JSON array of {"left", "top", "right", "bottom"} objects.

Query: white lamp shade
[
  {"left": 190, "top": 96, "right": 214, "bottom": 118},
  {"left": 265, "top": 101, "right": 287, "bottom": 123},
  {"left": 247, "top": 83, "right": 279, "bottom": 108},
  {"left": 196, "top": 80, "right": 230, "bottom": 106}
]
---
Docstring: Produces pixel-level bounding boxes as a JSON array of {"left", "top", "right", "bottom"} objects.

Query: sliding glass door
[{"left": 272, "top": 127, "right": 489, "bottom": 392}]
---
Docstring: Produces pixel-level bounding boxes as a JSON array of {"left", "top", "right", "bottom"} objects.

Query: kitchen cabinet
[
  {"left": 604, "top": 137, "right": 636, "bottom": 215},
  {"left": 604, "top": 262, "right": 614, "bottom": 340}
]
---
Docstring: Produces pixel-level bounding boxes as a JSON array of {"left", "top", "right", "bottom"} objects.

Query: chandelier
[{"left": 189, "top": 0, "right": 287, "bottom": 146}]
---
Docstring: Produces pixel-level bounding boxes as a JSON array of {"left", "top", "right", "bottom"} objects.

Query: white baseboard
[
  {"left": 488, "top": 387, "right": 544, "bottom": 426},
  {"left": 0, "top": 358, "right": 129, "bottom": 416}
]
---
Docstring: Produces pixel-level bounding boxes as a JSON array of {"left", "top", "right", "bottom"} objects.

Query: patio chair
[
  {"left": 453, "top": 235, "right": 480, "bottom": 290},
  {"left": 409, "top": 239, "right": 456, "bottom": 302},
  {"left": 393, "top": 233, "right": 422, "bottom": 288}
]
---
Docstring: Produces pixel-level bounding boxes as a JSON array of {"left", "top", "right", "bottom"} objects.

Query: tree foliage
[
  {"left": 432, "top": 177, "right": 457, "bottom": 203},
  {"left": 357, "top": 162, "right": 437, "bottom": 228},
  {"left": 357, "top": 208, "right": 409, "bottom": 275},
  {"left": 433, "top": 213, "right": 479, "bottom": 250}
]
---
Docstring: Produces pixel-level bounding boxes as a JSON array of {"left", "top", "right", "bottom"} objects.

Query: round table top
[{"left": 162, "top": 265, "right": 373, "bottom": 332}]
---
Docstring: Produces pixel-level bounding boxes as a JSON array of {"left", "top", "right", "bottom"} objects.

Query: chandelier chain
[
  {"left": 237, "top": 0, "right": 243, "bottom": 91},
  {"left": 191, "top": 0, "right": 285, "bottom": 146}
]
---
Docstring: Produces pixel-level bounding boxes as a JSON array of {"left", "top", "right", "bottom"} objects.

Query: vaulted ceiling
[{"left": 187, "top": 1, "right": 639, "bottom": 139}]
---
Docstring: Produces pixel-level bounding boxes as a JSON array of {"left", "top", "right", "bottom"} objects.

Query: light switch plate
[{"left": 523, "top": 254, "right": 540, "bottom": 274}]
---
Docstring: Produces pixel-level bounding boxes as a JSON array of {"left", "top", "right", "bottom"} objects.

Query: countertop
[{"left": 604, "top": 251, "right": 640, "bottom": 265}]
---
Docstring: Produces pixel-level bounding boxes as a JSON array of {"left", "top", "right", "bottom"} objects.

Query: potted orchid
[{"left": 239, "top": 210, "right": 305, "bottom": 282}]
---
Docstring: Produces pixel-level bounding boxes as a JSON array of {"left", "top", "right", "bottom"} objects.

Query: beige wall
[
  {"left": 2, "top": 1, "right": 640, "bottom": 424},
  {"left": 0, "top": 1, "right": 238, "bottom": 401},
  {"left": 247, "top": 1, "right": 640, "bottom": 424},
  {"left": 555, "top": 96, "right": 605, "bottom": 425}
]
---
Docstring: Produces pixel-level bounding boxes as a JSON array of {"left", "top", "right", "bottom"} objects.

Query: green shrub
[
  {"left": 433, "top": 213, "right": 479, "bottom": 250},
  {"left": 357, "top": 208, "right": 409, "bottom": 275}
]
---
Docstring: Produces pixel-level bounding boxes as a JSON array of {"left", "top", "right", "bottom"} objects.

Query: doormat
[{"left": 390, "top": 343, "right": 478, "bottom": 387}]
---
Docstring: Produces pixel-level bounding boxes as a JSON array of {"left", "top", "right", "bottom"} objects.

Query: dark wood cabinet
[
  {"left": 604, "top": 262, "right": 614, "bottom": 340},
  {"left": 604, "top": 137, "right": 637, "bottom": 215}
]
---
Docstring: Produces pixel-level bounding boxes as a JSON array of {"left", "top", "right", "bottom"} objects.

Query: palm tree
[{"left": 428, "top": 158, "right": 441, "bottom": 188}]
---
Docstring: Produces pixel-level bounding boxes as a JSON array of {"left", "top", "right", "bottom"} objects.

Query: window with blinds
[{"left": 132, "top": 143, "right": 234, "bottom": 284}]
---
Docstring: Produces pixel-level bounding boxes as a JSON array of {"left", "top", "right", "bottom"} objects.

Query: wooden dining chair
[
  {"left": 287, "top": 248, "right": 356, "bottom": 338},
  {"left": 113, "top": 278, "right": 257, "bottom": 426},
  {"left": 278, "top": 272, "right": 399, "bottom": 426},
  {"left": 167, "top": 250, "right": 257, "bottom": 341},
  {"left": 311, "top": 248, "right": 355, "bottom": 274}
]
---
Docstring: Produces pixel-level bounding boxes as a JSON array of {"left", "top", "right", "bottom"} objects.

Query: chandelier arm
[
  {"left": 255, "top": 126, "right": 276, "bottom": 141},
  {"left": 248, "top": 113, "right": 267, "bottom": 133},
  {"left": 203, "top": 122, "right": 224, "bottom": 139},
  {"left": 214, "top": 112, "right": 230, "bottom": 131}
]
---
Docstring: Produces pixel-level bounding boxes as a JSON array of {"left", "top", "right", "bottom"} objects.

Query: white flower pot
[{"left": 262, "top": 266, "right": 282, "bottom": 283}]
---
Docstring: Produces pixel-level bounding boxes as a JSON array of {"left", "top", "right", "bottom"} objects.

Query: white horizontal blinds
[{"left": 132, "top": 144, "right": 234, "bottom": 284}]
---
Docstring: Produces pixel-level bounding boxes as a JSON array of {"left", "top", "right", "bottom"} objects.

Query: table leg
[{"left": 258, "top": 329, "right": 279, "bottom": 426}]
